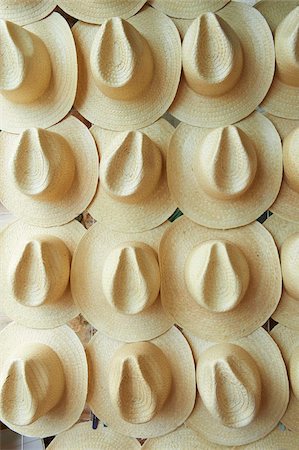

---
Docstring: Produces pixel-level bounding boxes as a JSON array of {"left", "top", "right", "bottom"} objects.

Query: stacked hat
[{"left": 1, "top": 0, "right": 299, "bottom": 448}]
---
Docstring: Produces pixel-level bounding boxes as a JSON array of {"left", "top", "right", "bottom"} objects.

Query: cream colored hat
[
  {"left": 0, "top": 322, "right": 87, "bottom": 438},
  {"left": 269, "top": 126, "right": 299, "bottom": 222},
  {"left": 86, "top": 326, "right": 196, "bottom": 438},
  {"left": 271, "top": 324, "right": 299, "bottom": 432},
  {"left": 0, "top": 116, "right": 98, "bottom": 227},
  {"left": 47, "top": 422, "right": 141, "bottom": 450},
  {"left": 169, "top": 2, "right": 274, "bottom": 127},
  {"left": 0, "top": 0, "right": 56, "bottom": 25},
  {"left": 73, "top": 6, "right": 181, "bottom": 131},
  {"left": 0, "top": 219, "right": 85, "bottom": 329},
  {"left": 71, "top": 220, "right": 173, "bottom": 342},
  {"left": 148, "top": 0, "right": 230, "bottom": 18},
  {"left": 261, "top": 7, "right": 299, "bottom": 119},
  {"left": 184, "top": 327, "right": 289, "bottom": 446},
  {"left": 58, "top": 0, "right": 146, "bottom": 24},
  {"left": 264, "top": 214, "right": 299, "bottom": 331},
  {"left": 159, "top": 216, "right": 281, "bottom": 341},
  {"left": 0, "top": 13, "right": 77, "bottom": 133},
  {"left": 265, "top": 112, "right": 299, "bottom": 139},
  {"left": 88, "top": 119, "right": 176, "bottom": 232},
  {"left": 168, "top": 112, "right": 282, "bottom": 229},
  {"left": 255, "top": 0, "right": 299, "bottom": 32}
]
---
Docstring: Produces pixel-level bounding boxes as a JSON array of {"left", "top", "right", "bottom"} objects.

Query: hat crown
[
  {"left": 102, "top": 242, "right": 160, "bottom": 315},
  {"left": 197, "top": 343, "right": 261, "bottom": 428},
  {"left": 275, "top": 7, "right": 299, "bottom": 87},
  {"left": 109, "top": 342, "right": 172, "bottom": 424},
  {"left": 281, "top": 232, "right": 299, "bottom": 300},
  {"left": 185, "top": 239, "right": 250, "bottom": 313},
  {"left": 282, "top": 127, "right": 299, "bottom": 192},
  {"left": 182, "top": 13, "right": 243, "bottom": 96},
  {"left": 290, "top": 347, "right": 299, "bottom": 399},
  {"left": 100, "top": 131, "right": 162, "bottom": 202},
  {"left": 196, "top": 126, "right": 257, "bottom": 200},
  {"left": 0, "top": 343, "right": 65, "bottom": 426},
  {"left": 0, "top": 20, "right": 51, "bottom": 103},
  {"left": 11, "top": 128, "right": 75, "bottom": 200},
  {"left": 90, "top": 17, "right": 154, "bottom": 100},
  {"left": 8, "top": 235, "right": 71, "bottom": 307}
]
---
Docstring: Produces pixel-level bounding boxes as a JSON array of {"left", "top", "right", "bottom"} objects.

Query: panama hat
[
  {"left": 0, "top": 322, "right": 87, "bottom": 438},
  {"left": 148, "top": 0, "right": 230, "bottom": 19},
  {"left": 0, "top": 13, "right": 77, "bottom": 133},
  {"left": 184, "top": 327, "right": 289, "bottom": 446},
  {"left": 86, "top": 326, "right": 196, "bottom": 438},
  {"left": 264, "top": 214, "right": 299, "bottom": 331},
  {"left": 71, "top": 220, "right": 174, "bottom": 342},
  {"left": 265, "top": 112, "right": 299, "bottom": 139},
  {"left": 58, "top": 0, "right": 147, "bottom": 24},
  {"left": 159, "top": 216, "right": 281, "bottom": 341},
  {"left": 0, "top": 219, "right": 85, "bottom": 329},
  {"left": 267, "top": 125, "right": 299, "bottom": 222},
  {"left": 168, "top": 112, "right": 282, "bottom": 229},
  {"left": 169, "top": 2, "right": 274, "bottom": 128},
  {"left": 47, "top": 422, "right": 141, "bottom": 450},
  {"left": 73, "top": 6, "right": 181, "bottom": 131},
  {"left": 0, "top": 116, "right": 98, "bottom": 227},
  {"left": 271, "top": 324, "right": 299, "bottom": 432},
  {"left": 255, "top": 0, "right": 299, "bottom": 32},
  {"left": 88, "top": 119, "right": 176, "bottom": 232},
  {"left": 0, "top": 1, "right": 56, "bottom": 25},
  {"left": 261, "top": 7, "right": 299, "bottom": 119}
]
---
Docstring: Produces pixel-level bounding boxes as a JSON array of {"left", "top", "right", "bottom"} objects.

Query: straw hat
[
  {"left": 0, "top": 116, "right": 98, "bottom": 227},
  {"left": 71, "top": 220, "right": 174, "bottom": 342},
  {"left": 0, "top": 13, "right": 77, "bottom": 133},
  {"left": 47, "top": 422, "right": 141, "bottom": 450},
  {"left": 268, "top": 125, "right": 299, "bottom": 222},
  {"left": 88, "top": 119, "right": 176, "bottom": 232},
  {"left": 255, "top": 0, "right": 299, "bottom": 32},
  {"left": 0, "top": 1, "right": 56, "bottom": 25},
  {"left": 265, "top": 112, "right": 299, "bottom": 139},
  {"left": 264, "top": 214, "right": 299, "bottom": 331},
  {"left": 168, "top": 112, "right": 282, "bottom": 229},
  {"left": 0, "top": 322, "right": 87, "bottom": 438},
  {"left": 148, "top": 1, "right": 230, "bottom": 19},
  {"left": 58, "top": 0, "right": 147, "bottom": 24},
  {"left": 159, "top": 216, "right": 281, "bottom": 341},
  {"left": 72, "top": 6, "right": 181, "bottom": 131},
  {"left": 261, "top": 7, "right": 299, "bottom": 119},
  {"left": 184, "top": 327, "right": 289, "bottom": 446},
  {"left": 0, "top": 219, "right": 85, "bottom": 329},
  {"left": 271, "top": 324, "right": 299, "bottom": 432},
  {"left": 169, "top": 2, "right": 274, "bottom": 128},
  {"left": 86, "top": 326, "right": 196, "bottom": 438}
]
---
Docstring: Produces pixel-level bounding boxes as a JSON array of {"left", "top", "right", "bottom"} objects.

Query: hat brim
[
  {"left": 58, "top": 0, "right": 147, "bottom": 24},
  {"left": 255, "top": 1, "right": 299, "bottom": 32},
  {"left": 271, "top": 324, "right": 299, "bottom": 432},
  {"left": 184, "top": 327, "right": 289, "bottom": 446},
  {"left": 159, "top": 216, "right": 282, "bottom": 341},
  {"left": 86, "top": 327, "right": 196, "bottom": 438},
  {"left": 168, "top": 112, "right": 282, "bottom": 229},
  {"left": 261, "top": 76, "right": 299, "bottom": 121},
  {"left": 264, "top": 214, "right": 299, "bottom": 330},
  {"left": 47, "top": 422, "right": 141, "bottom": 449},
  {"left": 0, "top": 116, "right": 99, "bottom": 227},
  {"left": 72, "top": 6, "right": 181, "bottom": 131},
  {"left": 148, "top": 0, "right": 230, "bottom": 18},
  {"left": 0, "top": 220, "right": 85, "bottom": 329},
  {"left": 0, "top": 323, "right": 88, "bottom": 438},
  {"left": 0, "top": 13, "right": 77, "bottom": 133},
  {"left": 0, "top": 0, "right": 56, "bottom": 25},
  {"left": 88, "top": 119, "right": 176, "bottom": 232},
  {"left": 71, "top": 220, "right": 174, "bottom": 342},
  {"left": 264, "top": 113, "right": 299, "bottom": 139},
  {"left": 169, "top": 3, "right": 275, "bottom": 127}
]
